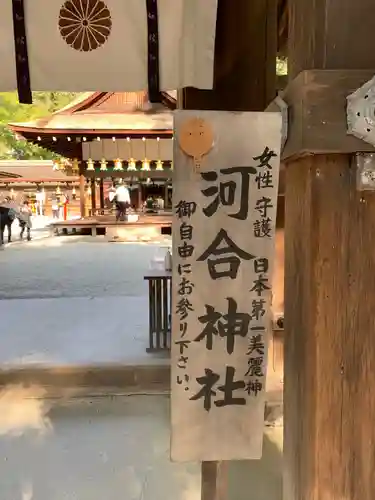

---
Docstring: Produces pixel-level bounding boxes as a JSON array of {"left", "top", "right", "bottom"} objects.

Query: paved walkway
[
  {"left": 0, "top": 296, "right": 168, "bottom": 367},
  {"left": 0, "top": 239, "right": 169, "bottom": 367},
  {"left": 0, "top": 235, "right": 283, "bottom": 500},
  {"left": 0, "top": 394, "right": 201, "bottom": 500},
  {"left": 0, "top": 236, "right": 281, "bottom": 398},
  {"left": 0, "top": 392, "right": 282, "bottom": 500}
]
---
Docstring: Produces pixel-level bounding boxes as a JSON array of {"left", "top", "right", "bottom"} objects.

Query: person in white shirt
[
  {"left": 114, "top": 183, "right": 130, "bottom": 221},
  {"left": 51, "top": 199, "right": 59, "bottom": 219},
  {"left": 108, "top": 185, "right": 116, "bottom": 204}
]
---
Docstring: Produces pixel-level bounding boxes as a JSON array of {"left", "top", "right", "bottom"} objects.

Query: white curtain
[{"left": 0, "top": 0, "right": 217, "bottom": 92}]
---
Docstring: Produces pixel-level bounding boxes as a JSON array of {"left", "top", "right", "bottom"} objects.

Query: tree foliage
[
  {"left": 0, "top": 92, "right": 78, "bottom": 160},
  {"left": 276, "top": 56, "right": 287, "bottom": 76}
]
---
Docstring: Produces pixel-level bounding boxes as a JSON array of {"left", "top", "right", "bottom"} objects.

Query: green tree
[{"left": 0, "top": 92, "right": 78, "bottom": 160}]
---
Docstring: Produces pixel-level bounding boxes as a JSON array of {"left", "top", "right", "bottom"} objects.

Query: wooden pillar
[
  {"left": 182, "top": 0, "right": 276, "bottom": 111},
  {"left": 91, "top": 178, "right": 96, "bottom": 215},
  {"left": 79, "top": 173, "right": 86, "bottom": 218},
  {"left": 164, "top": 182, "right": 169, "bottom": 209},
  {"left": 99, "top": 178, "right": 105, "bottom": 210},
  {"left": 288, "top": 0, "right": 375, "bottom": 79},
  {"left": 201, "top": 462, "right": 228, "bottom": 500},
  {"left": 137, "top": 184, "right": 143, "bottom": 210},
  {"left": 284, "top": 1, "right": 375, "bottom": 499},
  {"left": 180, "top": 1, "right": 277, "bottom": 499}
]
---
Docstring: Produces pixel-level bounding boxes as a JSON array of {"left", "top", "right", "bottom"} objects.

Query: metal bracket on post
[
  {"left": 347, "top": 74, "right": 375, "bottom": 147},
  {"left": 265, "top": 94, "right": 288, "bottom": 151},
  {"left": 346, "top": 75, "right": 375, "bottom": 190}
]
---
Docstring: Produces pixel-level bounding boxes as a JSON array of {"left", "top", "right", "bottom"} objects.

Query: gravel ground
[{"left": 0, "top": 237, "right": 169, "bottom": 300}]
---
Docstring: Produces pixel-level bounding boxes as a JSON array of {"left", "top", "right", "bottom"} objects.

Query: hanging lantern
[
  {"left": 72, "top": 187, "right": 76, "bottom": 196},
  {"left": 127, "top": 158, "right": 137, "bottom": 171},
  {"left": 72, "top": 158, "right": 80, "bottom": 173},
  {"left": 156, "top": 137, "right": 163, "bottom": 171},
  {"left": 52, "top": 160, "right": 60, "bottom": 171},
  {"left": 113, "top": 158, "right": 123, "bottom": 171},
  {"left": 141, "top": 136, "right": 150, "bottom": 171},
  {"left": 100, "top": 158, "right": 108, "bottom": 171},
  {"left": 56, "top": 185, "right": 61, "bottom": 195},
  {"left": 87, "top": 185, "right": 92, "bottom": 196},
  {"left": 155, "top": 160, "right": 164, "bottom": 171},
  {"left": 142, "top": 158, "right": 151, "bottom": 171},
  {"left": 87, "top": 158, "right": 95, "bottom": 171}
]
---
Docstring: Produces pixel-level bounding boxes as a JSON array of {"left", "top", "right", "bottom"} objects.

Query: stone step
[
  {"left": 0, "top": 364, "right": 170, "bottom": 396},
  {"left": 0, "top": 363, "right": 283, "bottom": 427}
]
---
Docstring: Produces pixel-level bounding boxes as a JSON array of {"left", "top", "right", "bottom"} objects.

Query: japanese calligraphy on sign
[{"left": 171, "top": 111, "right": 282, "bottom": 462}]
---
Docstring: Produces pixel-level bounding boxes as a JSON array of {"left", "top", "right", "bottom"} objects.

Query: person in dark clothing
[
  {"left": 18, "top": 200, "right": 32, "bottom": 241},
  {"left": 0, "top": 197, "right": 17, "bottom": 244}
]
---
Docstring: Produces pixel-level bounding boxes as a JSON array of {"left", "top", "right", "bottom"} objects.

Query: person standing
[
  {"left": 18, "top": 200, "right": 32, "bottom": 241},
  {"left": 114, "top": 183, "right": 130, "bottom": 221},
  {"left": 0, "top": 197, "right": 17, "bottom": 244},
  {"left": 51, "top": 198, "right": 59, "bottom": 219}
]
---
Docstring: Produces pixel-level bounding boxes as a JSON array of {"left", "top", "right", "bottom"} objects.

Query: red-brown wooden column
[
  {"left": 99, "top": 178, "right": 105, "bottom": 211},
  {"left": 137, "top": 184, "right": 143, "bottom": 210},
  {"left": 79, "top": 170, "right": 86, "bottom": 219},
  {"left": 90, "top": 178, "right": 96, "bottom": 216},
  {"left": 284, "top": 1, "right": 375, "bottom": 498}
]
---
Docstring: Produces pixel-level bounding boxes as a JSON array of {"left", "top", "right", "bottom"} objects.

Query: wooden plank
[
  {"left": 85, "top": 170, "right": 172, "bottom": 180},
  {"left": 99, "top": 178, "right": 105, "bottom": 209},
  {"left": 282, "top": 70, "right": 375, "bottom": 160},
  {"left": 284, "top": 154, "right": 375, "bottom": 500},
  {"left": 148, "top": 280, "right": 155, "bottom": 351},
  {"left": 162, "top": 278, "right": 169, "bottom": 349},
  {"left": 288, "top": 0, "right": 375, "bottom": 78},
  {"left": 180, "top": 2, "right": 279, "bottom": 497},
  {"left": 201, "top": 462, "right": 228, "bottom": 500},
  {"left": 183, "top": 0, "right": 277, "bottom": 112},
  {"left": 155, "top": 279, "right": 162, "bottom": 350},
  {"left": 90, "top": 178, "right": 96, "bottom": 213},
  {"left": 171, "top": 110, "right": 282, "bottom": 462},
  {"left": 79, "top": 173, "right": 85, "bottom": 218}
]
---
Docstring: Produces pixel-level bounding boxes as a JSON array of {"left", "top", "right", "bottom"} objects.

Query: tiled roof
[
  {"left": 0, "top": 161, "right": 75, "bottom": 182},
  {"left": 10, "top": 91, "right": 175, "bottom": 135}
]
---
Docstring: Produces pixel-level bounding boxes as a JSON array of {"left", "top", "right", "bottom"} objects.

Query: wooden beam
[
  {"left": 288, "top": 0, "right": 375, "bottom": 78},
  {"left": 79, "top": 168, "right": 86, "bottom": 218},
  {"left": 282, "top": 69, "right": 375, "bottom": 160},
  {"left": 277, "top": 75, "right": 287, "bottom": 91},
  {"left": 285, "top": 1, "right": 375, "bottom": 499},
  {"left": 90, "top": 178, "right": 96, "bottom": 214},
  {"left": 99, "top": 178, "right": 105, "bottom": 210},
  {"left": 183, "top": 0, "right": 277, "bottom": 112},
  {"left": 284, "top": 155, "right": 375, "bottom": 500},
  {"left": 201, "top": 462, "right": 228, "bottom": 500},
  {"left": 277, "top": 0, "right": 288, "bottom": 55},
  {"left": 85, "top": 170, "right": 171, "bottom": 180}
]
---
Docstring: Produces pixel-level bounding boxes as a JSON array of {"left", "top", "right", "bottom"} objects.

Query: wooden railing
[{"left": 144, "top": 270, "right": 172, "bottom": 352}]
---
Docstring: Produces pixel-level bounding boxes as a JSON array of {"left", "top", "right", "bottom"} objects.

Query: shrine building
[{"left": 9, "top": 90, "right": 176, "bottom": 217}]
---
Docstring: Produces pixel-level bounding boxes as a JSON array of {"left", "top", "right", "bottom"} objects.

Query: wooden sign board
[{"left": 171, "top": 110, "right": 282, "bottom": 462}]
